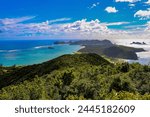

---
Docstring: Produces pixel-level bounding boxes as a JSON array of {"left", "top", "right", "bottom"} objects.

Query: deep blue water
[{"left": 0, "top": 40, "right": 81, "bottom": 66}]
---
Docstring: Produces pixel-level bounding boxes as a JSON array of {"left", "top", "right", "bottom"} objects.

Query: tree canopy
[{"left": 0, "top": 53, "right": 150, "bottom": 100}]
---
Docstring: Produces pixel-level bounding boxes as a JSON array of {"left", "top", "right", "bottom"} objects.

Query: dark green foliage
[
  {"left": 0, "top": 53, "right": 150, "bottom": 100},
  {"left": 117, "top": 62, "right": 130, "bottom": 73},
  {"left": 0, "top": 53, "right": 111, "bottom": 89}
]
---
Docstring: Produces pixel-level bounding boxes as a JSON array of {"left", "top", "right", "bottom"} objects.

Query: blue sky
[{"left": 0, "top": 0, "right": 150, "bottom": 40}]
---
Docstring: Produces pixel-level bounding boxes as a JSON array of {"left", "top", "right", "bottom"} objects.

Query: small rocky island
[
  {"left": 54, "top": 40, "right": 145, "bottom": 60},
  {"left": 48, "top": 46, "right": 54, "bottom": 49},
  {"left": 130, "top": 42, "right": 147, "bottom": 45}
]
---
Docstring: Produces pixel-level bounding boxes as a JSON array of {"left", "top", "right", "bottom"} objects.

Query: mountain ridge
[{"left": 0, "top": 53, "right": 111, "bottom": 89}]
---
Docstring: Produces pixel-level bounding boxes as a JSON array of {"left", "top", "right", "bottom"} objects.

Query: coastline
[
  {"left": 0, "top": 39, "right": 149, "bottom": 66},
  {"left": 54, "top": 40, "right": 149, "bottom": 65}
]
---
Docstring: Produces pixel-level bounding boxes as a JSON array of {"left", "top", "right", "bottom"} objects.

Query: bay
[{"left": 0, "top": 40, "right": 81, "bottom": 66}]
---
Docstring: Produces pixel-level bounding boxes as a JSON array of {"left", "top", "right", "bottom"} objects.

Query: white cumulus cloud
[
  {"left": 105, "top": 7, "right": 118, "bottom": 13},
  {"left": 1, "top": 16, "right": 150, "bottom": 40},
  {"left": 145, "top": 0, "right": 150, "bottom": 4},
  {"left": 134, "top": 9, "right": 150, "bottom": 19},
  {"left": 61, "top": 19, "right": 108, "bottom": 33}
]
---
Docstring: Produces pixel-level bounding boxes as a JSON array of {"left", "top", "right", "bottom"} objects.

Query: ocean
[
  {"left": 0, "top": 39, "right": 150, "bottom": 66},
  {"left": 0, "top": 40, "right": 81, "bottom": 66}
]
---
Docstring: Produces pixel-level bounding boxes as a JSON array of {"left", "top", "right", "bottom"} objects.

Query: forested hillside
[{"left": 0, "top": 53, "right": 150, "bottom": 100}]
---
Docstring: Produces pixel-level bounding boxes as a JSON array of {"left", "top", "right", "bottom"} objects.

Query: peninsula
[{"left": 55, "top": 40, "right": 145, "bottom": 60}]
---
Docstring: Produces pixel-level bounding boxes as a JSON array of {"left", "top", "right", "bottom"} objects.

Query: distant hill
[
  {"left": 103, "top": 45, "right": 144, "bottom": 60},
  {"left": 78, "top": 45, "right": 140, "bottom": 60},
  {"left": 54, "top": 40, "right": 145, "bottom": 60},
  {"left": 70, "top": 40, "right": 113, "bottom": 47}
]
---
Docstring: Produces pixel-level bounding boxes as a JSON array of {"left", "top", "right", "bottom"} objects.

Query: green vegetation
[{"left": 0, "top": 53, "right": 150, "bottom": 100}]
